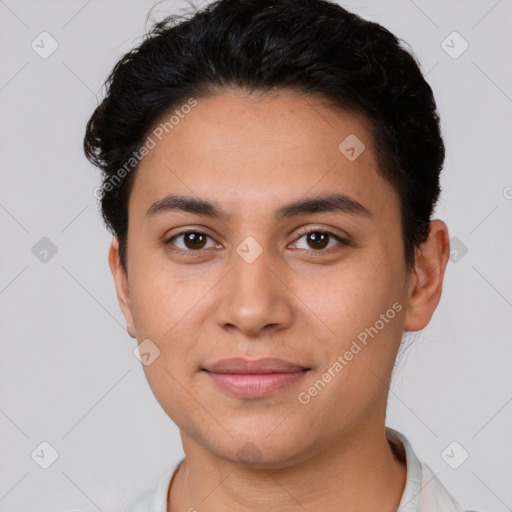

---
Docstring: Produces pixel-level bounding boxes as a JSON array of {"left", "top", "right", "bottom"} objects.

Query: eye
[
  {"left": 166, "top": 231, "right": 219, "bottom": 254},
  {"left": 165, "top": 228, "right": 348, "bottom": 257},
  {"left": 289, "top": 229, "right": 347, "bottom": 253}
]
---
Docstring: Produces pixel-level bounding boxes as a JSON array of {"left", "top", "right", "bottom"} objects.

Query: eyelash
[{"left": 164, "top": 228, "right": 349, "bottom": 258}]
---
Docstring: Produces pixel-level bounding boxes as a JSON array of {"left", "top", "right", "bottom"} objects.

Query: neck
[{"left": 168, "top": 424, "right": 407, "bottom": 512}]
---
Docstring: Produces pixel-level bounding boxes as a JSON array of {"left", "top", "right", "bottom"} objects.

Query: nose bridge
[
  {"left": 215, "top": 238, "right": 293, "bottom": 334},
  {"left": 234, "top": 240, "right": 275, "bottom": 295}
]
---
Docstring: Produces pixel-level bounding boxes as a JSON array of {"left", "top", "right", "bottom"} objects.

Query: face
[{"left": 110, "top": 90, "right": 448, "bottom": 468}]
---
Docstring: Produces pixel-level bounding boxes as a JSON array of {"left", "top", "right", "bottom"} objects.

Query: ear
[
  {"left": 108, "top": 237, "right": 136, "bottom": 337},
  {"left": 403, "top": 220, "right": 450, "bottom": 332}
]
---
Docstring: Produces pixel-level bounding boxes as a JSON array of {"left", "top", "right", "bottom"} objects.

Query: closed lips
[
  {"left": 202, "top": 357, "right": 310, "bottom": 374},
  {"left": 202, "top": 358, "right": 311, "bottom": 399}
]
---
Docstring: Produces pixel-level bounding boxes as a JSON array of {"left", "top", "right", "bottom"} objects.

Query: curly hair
[{"left": 84, "top": 0, "right": 445, "bottom": 271}]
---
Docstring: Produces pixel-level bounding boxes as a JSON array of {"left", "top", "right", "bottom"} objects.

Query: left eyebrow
[
  {"left": 274, "top": 193, "right": 372, "bottom": 221},
  {"left": 145, "top": 193, "right": 372, "bottom": 221}
]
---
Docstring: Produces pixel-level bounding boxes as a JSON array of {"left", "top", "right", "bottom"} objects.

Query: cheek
[
  {"left": 318, "top": 256, "right": 402, "bottom": 321},
  {"left": 310, "top": 253, "right": 406, "bottom": 368},
  {"left": 127, "top": 255, "right": 205, "bottom": 332},
  {"left": 130, "top": 270, "right": 202, "bottom": 421},
  {"left": 127, "top": 264, "right": 213, "bottom": 377},
  {"left": 140, "top": 360, "right": 199, "bottom": 434}
]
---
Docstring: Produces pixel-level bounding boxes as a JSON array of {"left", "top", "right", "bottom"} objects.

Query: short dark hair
[{"left": 84, "top": 0, "right": 445, "bottom": 271}]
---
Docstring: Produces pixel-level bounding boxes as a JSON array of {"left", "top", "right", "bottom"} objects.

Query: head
[{"left": 84, "top": 0, "right": 449, "bottom": 467}]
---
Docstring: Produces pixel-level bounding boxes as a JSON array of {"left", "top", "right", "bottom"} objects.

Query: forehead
[
  {"left": 129, "top": 91, "right": 399, "bottom": 221},
  {"left": 143, "top": 90, "right": 374, "bottom": 162}
]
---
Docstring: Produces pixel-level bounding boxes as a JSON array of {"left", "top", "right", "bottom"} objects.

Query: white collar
[
  {"left": 387, "top": 428, "right": 465, "bottom": 512},
  {"left": 128, "top": 428, "right": 466, "bottom": 512}
]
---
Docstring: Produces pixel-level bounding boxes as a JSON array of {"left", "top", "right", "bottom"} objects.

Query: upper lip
[{"left": 202, "top": 357, "right": 310, "bottom": 374}]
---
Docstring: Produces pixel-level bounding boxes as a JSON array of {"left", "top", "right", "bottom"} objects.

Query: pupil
[{"left": 309, "top": 232, "right": 328, "bottom": 250}]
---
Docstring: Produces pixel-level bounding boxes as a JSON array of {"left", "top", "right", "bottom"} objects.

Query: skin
[{"left": 109, "top": 89, "right": 450, "bottom": 511}]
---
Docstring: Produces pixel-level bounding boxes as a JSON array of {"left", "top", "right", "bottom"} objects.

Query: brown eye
[
  {"left": 291, "top": 230, "right": 347, "bottom": 253},
  {"left": 167, "top": 231, "right": 217, "bottom": 252},
  {"left": 305, "top": 232, "right": 329, "bottom": 250},
  {"left": 182, "top": 232, "right": 207, "bottom": 250}
]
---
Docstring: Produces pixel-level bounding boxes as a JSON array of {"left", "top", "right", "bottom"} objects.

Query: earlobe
[
  {"left": 108, "top": 237, "right": 136, "bottom": 335},
  {"left": 403, "top": 220, "right": 450, "bottom": 332}
]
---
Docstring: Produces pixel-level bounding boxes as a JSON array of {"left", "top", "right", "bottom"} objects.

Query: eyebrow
[{"left": 145, "top": 193, "right": 372, "bottom": 221}]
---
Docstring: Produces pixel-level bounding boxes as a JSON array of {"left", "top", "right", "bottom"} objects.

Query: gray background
[{"left": 0, "top": 0, "right": 511, "bottom": 510}]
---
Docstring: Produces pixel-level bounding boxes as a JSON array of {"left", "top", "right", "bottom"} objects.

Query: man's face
[{"left": 115, "top": 91, "right": 412, "bottom": 466}]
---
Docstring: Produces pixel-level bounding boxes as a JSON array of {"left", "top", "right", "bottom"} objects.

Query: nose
[{"left": 214, "top": 246, "right": 294, "bottom": 337}]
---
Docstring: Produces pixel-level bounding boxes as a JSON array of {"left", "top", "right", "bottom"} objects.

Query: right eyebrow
[{"left": 146, "top": 195, "right": 231, "bottom": 221}]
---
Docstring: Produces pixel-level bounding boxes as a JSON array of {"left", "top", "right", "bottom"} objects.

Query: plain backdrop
[{"left": 0, "top": 0, "right": 511, "bottom": 510}]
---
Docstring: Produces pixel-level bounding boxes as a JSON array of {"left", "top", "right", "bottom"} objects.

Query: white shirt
[{"left": 126, "top": 428, "right": 476, "bottom": 512}]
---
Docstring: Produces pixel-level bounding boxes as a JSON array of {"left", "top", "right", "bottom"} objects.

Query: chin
[{"left": 200, "top": 421, "right": 316, "bottom": 469}]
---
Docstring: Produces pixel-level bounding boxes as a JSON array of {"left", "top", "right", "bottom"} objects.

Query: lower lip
[{"left": 203, "top": 370, "right": 309, "bottom": 399}]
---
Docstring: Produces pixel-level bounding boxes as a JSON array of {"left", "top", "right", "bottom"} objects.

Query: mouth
[{"left": 201, "top": 357, "right": 310, "bottom": 399}]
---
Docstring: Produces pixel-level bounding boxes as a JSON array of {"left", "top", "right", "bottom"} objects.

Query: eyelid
[{"left": 292, "top": 224, "right": 350, "bottom": 242}]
